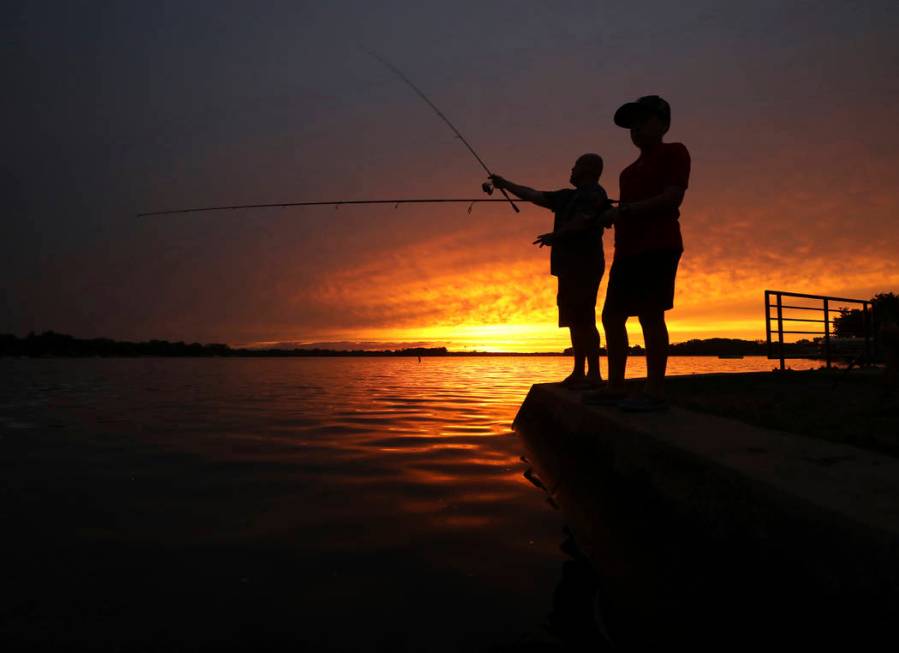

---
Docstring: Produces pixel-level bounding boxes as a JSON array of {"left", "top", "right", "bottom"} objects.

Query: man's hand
[{"left": 533, "top": 232, "right": 556, "bottom": 248}]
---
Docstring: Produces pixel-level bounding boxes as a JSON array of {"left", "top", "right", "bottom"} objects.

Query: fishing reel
[{"left": 481, "top": 181, "right": 494, "bottom": 195}]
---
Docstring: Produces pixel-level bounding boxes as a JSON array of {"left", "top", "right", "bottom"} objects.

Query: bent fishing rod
[
  {"left": 138, "top": 52, "right": 523, "bottom": 218},
  {"left": 137, "top": 197, "right": 521, "bottom": 218},
  {"left": 364, "top": 48, "right": 520, "bottom": 213}
]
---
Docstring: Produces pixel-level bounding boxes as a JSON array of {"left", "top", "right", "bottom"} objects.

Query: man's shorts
[
  {"left": 602, "top": 250, "right": 681, "bottom": 318},
  {"left": 557, "top": 274, "right": 602, "bottom": 328}
]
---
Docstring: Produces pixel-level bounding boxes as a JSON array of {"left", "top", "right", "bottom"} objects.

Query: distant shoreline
[{"left": 1, "top": 332, "right": 824, "bottom": 359}]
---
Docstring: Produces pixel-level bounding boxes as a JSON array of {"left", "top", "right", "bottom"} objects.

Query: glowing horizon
[{"left": 229, "top": 211, "right": 899, "bottom": 352}]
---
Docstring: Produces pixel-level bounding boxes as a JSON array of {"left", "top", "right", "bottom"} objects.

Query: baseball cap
[{"left": 613, "top": 95, "right": 671, "bottom": 128}]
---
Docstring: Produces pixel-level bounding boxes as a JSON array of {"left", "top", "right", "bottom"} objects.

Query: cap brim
[{"left": 613, "top": 102, "right": 650, "bottom": 128}]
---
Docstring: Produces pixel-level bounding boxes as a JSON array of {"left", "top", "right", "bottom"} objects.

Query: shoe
[{"left": 617, "top": 393, "right": 669, "bottom": 412}]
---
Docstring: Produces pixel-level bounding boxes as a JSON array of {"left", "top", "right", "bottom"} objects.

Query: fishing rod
[
  {"left": 140, "top": 53, "right": 522, "bottom": 218},
  {"left": 137, "top": 197, "right": 521, "bottom": 218},
  {"left": 364, "top": 48, "right": 520, "bottom": 214}
]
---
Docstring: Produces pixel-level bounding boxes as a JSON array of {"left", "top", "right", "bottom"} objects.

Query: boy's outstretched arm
[{"left": 489, "top": 175, "right": 552, "bottom": 209}]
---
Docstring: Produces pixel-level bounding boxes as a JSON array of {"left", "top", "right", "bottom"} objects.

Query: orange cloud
[{"left": 254, "top": 206, "right": 897, "bottom": 351}]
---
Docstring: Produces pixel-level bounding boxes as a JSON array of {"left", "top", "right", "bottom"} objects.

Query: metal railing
[{"left": 765, "top": 290, "right": 872, "bottom": 370}]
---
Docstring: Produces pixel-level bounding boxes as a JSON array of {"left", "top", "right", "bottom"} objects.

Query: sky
[{"left": 3, "top": 0, "right": 899, "bottom": 351}]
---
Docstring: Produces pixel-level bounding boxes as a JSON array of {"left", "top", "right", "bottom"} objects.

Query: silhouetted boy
[
  {"left": 590, "top": 95, "right": 690, "bottom": 411},
  {"left": 490, "top": 154, "right": 611, "bottom": 386}
]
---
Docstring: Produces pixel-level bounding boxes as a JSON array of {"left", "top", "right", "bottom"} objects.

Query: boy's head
[
  {"left": 614, "top": 95, "right": 670, "bottom": 149},
  {"left": 570, "top": 153, "right": 603, "bottom": 187}
]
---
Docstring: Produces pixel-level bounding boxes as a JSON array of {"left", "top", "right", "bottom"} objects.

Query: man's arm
[
  {"left": 489, "top": 175, "right": 552, "bottom": 209},
  {"left": 534, "top": 195, "right": 613, "bottom": 248},
  {"left": 554, "top": 192, "right": 614, "bottom": 235}
]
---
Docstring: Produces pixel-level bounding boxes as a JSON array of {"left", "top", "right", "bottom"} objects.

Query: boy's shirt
[
  {"left": 615, "top": 141, "right": 691, "bottom": 260},
  {"left": 543, "top": 183, "right": 609, "bottom": 279}
]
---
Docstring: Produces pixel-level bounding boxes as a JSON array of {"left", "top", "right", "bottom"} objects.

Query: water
[{"left": 0, "top": 356, "right": 821, "bottom": 650}]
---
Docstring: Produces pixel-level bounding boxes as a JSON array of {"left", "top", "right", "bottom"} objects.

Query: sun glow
[
  {"left": 339, "top": 323, "right": 568, "bottom": 352},
  {"left": 239, "top": 203, "right": 899, "bottom": 352}
]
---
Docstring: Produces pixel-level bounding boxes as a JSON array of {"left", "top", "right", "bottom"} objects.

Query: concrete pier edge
[{"left": 513, "top": 382, "right": 899, "bottom": 621}]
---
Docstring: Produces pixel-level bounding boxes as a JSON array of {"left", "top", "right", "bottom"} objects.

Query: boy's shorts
[
  {"left": 557, "top": 274, "right": 602, "bottom": 327},
  {"left": 602, "top": 250, "right": 681, "bottom": 318}
]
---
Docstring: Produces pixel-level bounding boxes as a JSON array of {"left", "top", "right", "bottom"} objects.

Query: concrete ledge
[{"left": 513, "top": 382, "right": 899, "bottom": 640}]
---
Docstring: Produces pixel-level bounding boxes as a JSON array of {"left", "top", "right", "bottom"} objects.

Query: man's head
[
  {"left": 570, "top": 153, "right": 603, "bottom": 187},
  {"left": 613, "top": 95, "right": 670, "bottom": 149}
]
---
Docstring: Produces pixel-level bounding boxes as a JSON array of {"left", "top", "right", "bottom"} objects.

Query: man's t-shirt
[
  {"left": 615, "top": 142, "right": 690, "bottom": 260},
  {"left": 543, "top": 184, "right": 609, "bottom": 279}
]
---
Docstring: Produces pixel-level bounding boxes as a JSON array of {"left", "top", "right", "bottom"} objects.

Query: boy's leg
[
  {"left": 602, "top": 309, "right": 629, "bottom": 391},
  {"left": 637, "top": 252, "right": 679, "bottom": 399},
  {"left": 571, "top": 326, "right": 586, "bottom": 377},
  {"left": 639, "top": 310, "right": 669, "bottom": 398}
]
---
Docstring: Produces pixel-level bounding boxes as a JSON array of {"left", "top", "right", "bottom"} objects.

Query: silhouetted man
[
  {"left": 590, "top": 96, "right": 690, "bottom": 411},
  {"left": 490, "top": 154, "right": 611, "bottom": 386}
]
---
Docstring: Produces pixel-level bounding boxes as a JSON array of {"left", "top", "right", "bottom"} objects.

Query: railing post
[
  {"left": 765, "top": 290, "right": 772, "bottom": 358},
  {"left": 823, "top": 298, "right": 831, "bottom": 369},
  {"left": 776, "top": 293, "right": 785, "bottom": 370},
  {"left": 863, "top": 301, "right": 871, "bottom": 365}
]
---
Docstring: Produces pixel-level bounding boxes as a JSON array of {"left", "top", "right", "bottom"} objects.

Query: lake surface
[{"left": 0, "top": 356, "right": 821, "bottom": 650}]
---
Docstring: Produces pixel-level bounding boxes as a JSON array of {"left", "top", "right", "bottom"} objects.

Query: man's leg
[
  {"left": 561, "top": 327, "right": 585, "bottom": 384},
  {"left": 639, "top": 311, "right": 669, "bottom": 398},
  {"left": 559, "top": 277, "right": 584, "bottom": 384},
  {"left": 602, "top": 310, "right": 628, "bottom": 391}
]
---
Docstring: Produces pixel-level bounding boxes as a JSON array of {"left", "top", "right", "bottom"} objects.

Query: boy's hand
[
  {"left": 600, "top": 206, "right": 619, "bottom": 227},
  {"left": 533, "top": 232, "right": 555, "bottom": 247},
  {"left": 489, "top": 174, "right": 508, "bottom": 190}
]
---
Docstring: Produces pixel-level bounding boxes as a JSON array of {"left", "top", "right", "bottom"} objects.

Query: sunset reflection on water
[
  {"left": 1, "top": 355, "right": 821, "bottom": 649},
  {"left": 4, "top": 355, "right": 821, "bottom": 542}
]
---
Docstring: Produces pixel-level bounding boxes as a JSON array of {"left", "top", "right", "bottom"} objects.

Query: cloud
[{"left": 272, "top": 217, "right": 899, "bottom": 350}]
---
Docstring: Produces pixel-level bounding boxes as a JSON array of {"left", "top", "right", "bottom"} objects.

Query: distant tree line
[
  {"left": 0, "top": 332, "right": 458, "bottom": 357},
  {"left": 668, "top": 338, "right": 767, "bottom": 355},
  {"left": 0, "top": 332, "right": 232, "bottom": 357},
  {"left": 0, "top": 331, "right": 825, "bottom": 358},
  {"left": 832, "top": 292, "right": 899, "bottom": 338}
]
